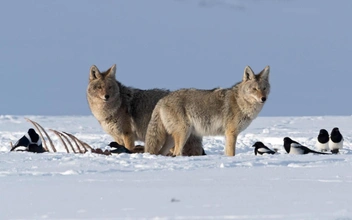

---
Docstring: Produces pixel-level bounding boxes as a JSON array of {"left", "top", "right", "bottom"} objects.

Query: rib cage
[{"left": 10, "top": 118, "right": 111, "bottom": 155}]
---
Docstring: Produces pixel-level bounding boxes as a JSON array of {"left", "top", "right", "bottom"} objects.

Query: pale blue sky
[{"left": 1, "top": 0, "right": 351, "bottom": 116}]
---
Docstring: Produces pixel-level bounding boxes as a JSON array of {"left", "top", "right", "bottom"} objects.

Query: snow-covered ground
[{"left": 1, "top": 115, "right": 352, "bottom": 219}]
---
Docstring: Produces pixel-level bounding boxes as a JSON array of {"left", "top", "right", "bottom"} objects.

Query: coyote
[
  {"left": 86, "top": 64, "right": 204, "bottom": 156},
  {"left": 144, "top": 65, "right": 270, "bottom": 156}
]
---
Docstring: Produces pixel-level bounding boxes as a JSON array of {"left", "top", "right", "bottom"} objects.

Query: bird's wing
[
  {"left": 289, "top": 143, "right": 305, "bottom": 154},
  {"left": 258, "top": 147, "right": 275, "bottom": 154}
]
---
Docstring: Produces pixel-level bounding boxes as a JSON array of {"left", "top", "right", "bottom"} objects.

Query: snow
[{"left": 1, "top": 115, "right": 352, "bottom": 219}]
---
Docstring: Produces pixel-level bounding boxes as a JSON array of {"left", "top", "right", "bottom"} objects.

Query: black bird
[
  {"left": 108, "top": 142, "right": 132, "bottom": 154},
  {"left": 252, "top": 141, "right": 276, "bottom": 155},
  {"left": 329, "top": 127, "right": 343, "bottom": 154},
  {"left": 316, "top": 129, "right": 329, "bottom": 152},
  {"left": 11, "top": 128, "right": 45, "bottom": 153},
  {"left": 283, "top": 137, "right": 329, "bottom": 155}
]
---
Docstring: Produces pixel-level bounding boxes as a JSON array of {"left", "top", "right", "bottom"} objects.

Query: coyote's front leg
[
  {"left": 121, "top": 132, "right": 135, "bottom": 151},
  {"left": 225, "top": 128, "right": 238, "bottom": 156}
]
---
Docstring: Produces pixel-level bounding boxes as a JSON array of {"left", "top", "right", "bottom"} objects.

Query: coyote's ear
[
  {"left": 89, "top": 65, "right": 101, "bottom": 81},
  {"left": 242, "top": 66, "right": 255, "bottom": 81},
  {"left": 259, "top": 65, "right": 270, "bottom": 80},
  {"left": 106, "top": 64, "right": 116, "bottom": 78}
]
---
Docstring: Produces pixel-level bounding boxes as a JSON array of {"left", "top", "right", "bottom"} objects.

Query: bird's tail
[{"left": 310, "top": 149, "right": 330, "bottom": 155}]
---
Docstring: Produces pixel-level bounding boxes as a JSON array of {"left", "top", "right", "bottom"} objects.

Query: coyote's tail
[{"left": 144, "top": 106, "right": 167, "bottom": 155}]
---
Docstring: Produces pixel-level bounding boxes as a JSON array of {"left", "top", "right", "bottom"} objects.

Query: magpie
[
  {"left": 252, "top": 141, "right": 276, "bottom": 155},
  {"left": 329, "top": 127, "right": 343, "bottom": 154},
  {"left": 316, "top": 129, "right": 329, "bottom": 152},
  {"left": 283, "top": 137, "right": 328, "bottom": 155},
  {"left": 12, "top": 128, "right": 45, "bottom": 153},
  {"left": 108, "top": 142, "right": 132, "bottom": 154}
]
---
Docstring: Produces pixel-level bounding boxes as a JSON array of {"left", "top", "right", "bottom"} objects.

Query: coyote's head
[
  {"left": 87, "top": 64, "right": 120, "bottom": 104},
  {"left": 238, "top": 65, "right": 270, "bottom": 104}
]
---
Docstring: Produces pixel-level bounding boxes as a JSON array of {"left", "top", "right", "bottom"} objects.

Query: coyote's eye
[
  {"left": 253, "top": 88, "right": 257, "bottom": 91},
  {"left": 263, "top": 87, "right": 266, "bottom": 91}
]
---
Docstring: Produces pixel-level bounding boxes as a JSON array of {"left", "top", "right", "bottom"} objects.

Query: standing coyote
[
  {"left": 86, "top": 64, "right": 204, "bottom": 156},
  {"left": 144, "top": 65, "right": 270, "bottom": 156}
]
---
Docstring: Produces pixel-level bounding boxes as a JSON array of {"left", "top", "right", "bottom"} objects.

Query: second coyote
[{"left": 144, "top": 65, "right": 270, "bottom": 156}]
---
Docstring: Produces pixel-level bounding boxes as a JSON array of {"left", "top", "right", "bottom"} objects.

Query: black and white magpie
[
  {"left": 12, "top": 128, "right": 45, "bottom": 153},
  {"left": 316, "top": 129, "right": 329, "bottom": 152},
  {"left": 329, "top": 127, "right": 343, "bottom": 154},
  {"left": 283, "top": 137, "right": 328, "bottom": 155},
  {"left": 252, "top": 141, "right": 276, "bottom": 155},
  {"left": 108, "top": 142, "right": 132, "bottom": 154}
]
